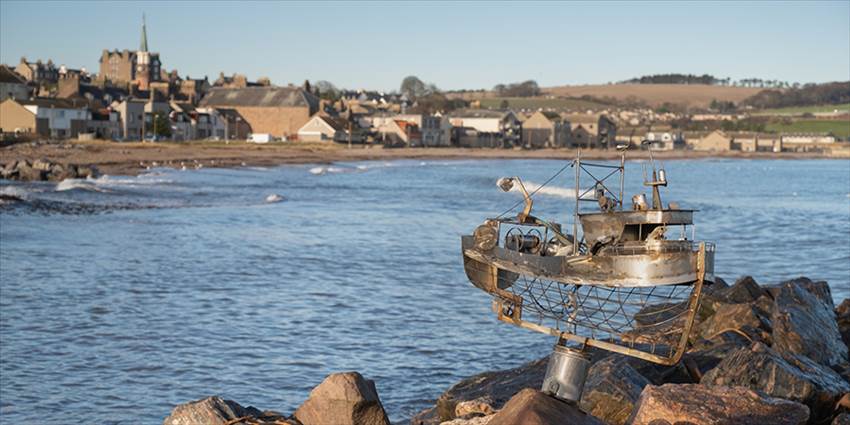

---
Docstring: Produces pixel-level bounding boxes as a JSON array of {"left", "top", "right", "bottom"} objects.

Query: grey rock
[
  {"left": 162, "top": 396, "right": 264, "bottom": 425},
  {"left": 695, "top": 302, "right": 772, "bottom": 344},
  {"left": 701, "top": 342, "right": 850, "bottom": 421},
  {"left": 766, "top": 277, "right": 835, "bottom": 310},
  {"left": 715, "top": 275, "right": 769, "bottom": 304},
  {"left": 837, "top": 299, "right": 850, "bottom": 350},
  {"left": 771, "top": 278, "right": 847, "bottom": 366}
]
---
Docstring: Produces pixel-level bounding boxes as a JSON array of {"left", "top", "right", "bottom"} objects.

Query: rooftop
[{"left": 200, "top": 86, "right": 319, "bottom": 109}]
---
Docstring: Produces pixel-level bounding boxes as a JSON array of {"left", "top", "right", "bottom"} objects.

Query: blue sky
[{"left": 1, "top": 1, "right": 848, "bottom": 92}]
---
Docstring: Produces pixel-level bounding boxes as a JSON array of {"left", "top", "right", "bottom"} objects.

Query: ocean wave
[
  {"left": 265, "top": 194, "right": 284, "bottom": 203},
  {"left": 0, "top": 185, "right": 34, "bottom": 199},
  {"left": 507, "top": 180, "right": 595, "bottom": 200},
  {"left": 55, "top": 178, "right": 110, "bottom": 193},
  {"left": 309, "top": 165, "right": 362, "bottom": 175},
  {"left": 55, "top": 175, "right": 174, "bottom": 192}
]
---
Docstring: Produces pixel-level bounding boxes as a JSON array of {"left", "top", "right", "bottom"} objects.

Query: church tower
[{"left": 135, "top": 14, "right": 152, "bottom": 90}]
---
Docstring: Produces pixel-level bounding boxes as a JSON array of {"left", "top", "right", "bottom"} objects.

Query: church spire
[{"left": 140, "top": 13, "right": 148, "bottom": 52}]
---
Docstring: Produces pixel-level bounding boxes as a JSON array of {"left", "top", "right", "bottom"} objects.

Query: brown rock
[
  {"left": 162, "top": 396, "right": 263, "bottom": 425},
  {"left": 454, "top": 397, "right": 496, "bottom": 417},
  {"left": 579, "top": 355, "right": 650, "bottom": 425},
  {"left": 31, "top": 158, "right": 52, "bottom": 171},
  {"left": 487, "top": 388, "right": 603, "bottom": 425},
  {"left": 431, "top": 356, "right": 548, "bottom": 422},
  {"left": 771, "top": 278, "right": 847, "bottom": 366},
  {"left": 439, "top": 416, "right": 493, "bottom": 425},
  {"left": 627, "top": 384, "right": 809, "bottom": 425},
  {"left": 293, "top": 371, "right": 390, "bottom": 425}
]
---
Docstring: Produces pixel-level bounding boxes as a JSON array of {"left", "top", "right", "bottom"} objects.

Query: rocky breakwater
[
  {"left": 0, "top": 158, "right": 98, "bottom": 182},
  {"left": 165, "top": 277, "right": 850, "bottom": 425}
]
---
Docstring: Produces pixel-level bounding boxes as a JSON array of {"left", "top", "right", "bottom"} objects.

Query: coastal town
[{"left": 1, "top": 16, "right": 848, "bottom": 172}]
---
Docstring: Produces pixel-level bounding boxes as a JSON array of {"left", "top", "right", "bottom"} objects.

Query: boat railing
[{"left": 605, "top": 241, "right": 715, "bottom": 256}]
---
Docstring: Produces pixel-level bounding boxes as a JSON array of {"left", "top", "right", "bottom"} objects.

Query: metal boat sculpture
[{"left": 461, "top": 147, "right": 715, "bottom": 401}]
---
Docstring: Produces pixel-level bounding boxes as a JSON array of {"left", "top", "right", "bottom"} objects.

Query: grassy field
[
  {"left": 753, "top": 103, "right": 850, "bottom": 116},
  {"left": 541, "top": 84, "right": 763, "bottom": 108},
  {"left": 765, "top": 119, "right": 850, "bottom": 138},
  {"left": 477, "top": 96, "right": 609, "bottom": 111}
]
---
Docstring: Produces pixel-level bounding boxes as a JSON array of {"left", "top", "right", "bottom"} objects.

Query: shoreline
[{"left": 1, "top": 140, "right": 847, "bottom": 178}]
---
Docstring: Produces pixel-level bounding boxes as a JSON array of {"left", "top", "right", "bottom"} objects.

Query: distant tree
[
  {"left": 303, "top": 79, "right": 311, "bottom": 93},
  {"left": 153, "top": 113, "right": 171, "bottom": 138},
  {"left": 400, "top": 75, "right": 429, "bottom": 99},
  {"left": 256, "top": 76, "right": 272, "bottom": 86},
  {"left": 500, "top": 99, "right": 510, "bottom": 109},
  {"left": 314, "top": 80, "right": 340, "bottom": 101},
  {"left": 492, "top": 80, "right": 541, "bottom": 97}
]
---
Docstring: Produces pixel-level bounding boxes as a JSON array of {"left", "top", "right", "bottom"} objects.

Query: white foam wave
[
  {"left": 309, "top": 165, "right": 361, "bottom": 175},
  {"left": 507, "top": 181, "right": 595, "bottom": 200},
  {"left": 0, "top": 186, "right": 31, "bottom": 199},
  {"left": 54, "top": 175, "right": 173, "bottom": 192},
  {"left": 55, "top": 178, "right": 110, "bottom": 192},
  {"left": 265, "top": 194, "right": 284, "bottom": 203}
]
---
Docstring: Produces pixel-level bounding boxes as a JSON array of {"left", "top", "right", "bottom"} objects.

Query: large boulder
[
  {"left": 579, "top": 355, "right": 651, "bottom": 425},
  {"left": 486, "top": 388, "right": 603, "bottom": 425},
  {"left": 162, "top": 396, "right": 270, "bottom": 425},
  {"left": 713, "top": 276, "right": 770, "bottom": 304},
  {"left": 293, "top": 371, "right": 390, "bottom": 425},
  {"left": 766, "top": 277, "right": 835, "bottom": 309},
  {"left": 684, "top": 331, "right": 752, "bottom": 380},
  {"left": 427, "top": 356, "right": 548, "bottom": 423},
  {"left": 837, "top": 299, "right": 850, "bottom": 350},
  {"left": 701, "top": 342, "right": 850, "bottom": 421},
  {"left": 627, "top": 384, "right": 809, "bottom": 425},
  {"left": 694, "top": 302, "right": 772, "bottom": 344},
  {"left": 771, "top": 278, "right": 847, "bottom": 367}
]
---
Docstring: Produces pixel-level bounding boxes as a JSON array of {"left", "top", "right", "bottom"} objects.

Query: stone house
[
  {"left": 645, "top": 131, "right": 685, "bottom": 151},
  {"left": 14, "top": 57, "right": 59, "bottom": 84},
  {"left": 522, "top": 111, "right": 571, "bottom": 148},
  {"left": 86, "top": 108, "right": 121, "bottom": 140},
  {"left": 565, "top": 113, "right": 617, "bottom": 148},
  {"left": 448, "top": 109, "right": 521, "bottom": 147},
  {"left": 0, "top": 65, "right": 30, "bottom": 101},
  {"left": 112, "top": 98, "right": 146, "bottom": 140},
  {"left": 0, "top": 98, "right": 88, "bottom": 138},
  {"left": 199, "top": 87, "right": 320, "bottom": 139},
  {"left": 207, "top": 108, "right": 251, "bottom": 140},
  {"left": 690, "top": 130, "right": 732, "bottom": 151},
  {"left": 298, "top": 114, "right": 347, "bottom": 142},
  {"left": 376, "top": 119, "right": 421, "bottom": 147},
  {"left": 99, "top": 16, "right": 161, "bottom": 90}
]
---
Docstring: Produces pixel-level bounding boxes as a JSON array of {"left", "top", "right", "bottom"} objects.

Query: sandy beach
[{"left": 0, "top": 140, "right": 846, "bottom": 177}]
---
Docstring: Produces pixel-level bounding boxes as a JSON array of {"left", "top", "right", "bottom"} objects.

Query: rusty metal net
[{"left": 463, "top": 255, "right": 704, "bottom": 364}]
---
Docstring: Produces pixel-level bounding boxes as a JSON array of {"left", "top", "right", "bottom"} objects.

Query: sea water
[{"left": 1, "top": 158, "right": 848, "bottom": 423}]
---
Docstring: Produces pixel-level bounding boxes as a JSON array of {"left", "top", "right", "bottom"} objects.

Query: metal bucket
[{"left": 541, "top": 344, "right": 591, "bottom": 402}]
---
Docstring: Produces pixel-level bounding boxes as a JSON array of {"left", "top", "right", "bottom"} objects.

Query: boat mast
[{"left": 573, "top": 149, "right": 580, "bottom": 254}]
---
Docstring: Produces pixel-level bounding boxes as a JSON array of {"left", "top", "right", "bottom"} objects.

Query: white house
[
  {"left": 297, "top": 114, "right": 346, "bottom": 142},
  {"left": 19, "top": 98, "right": 89, "bottom": 138}
]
